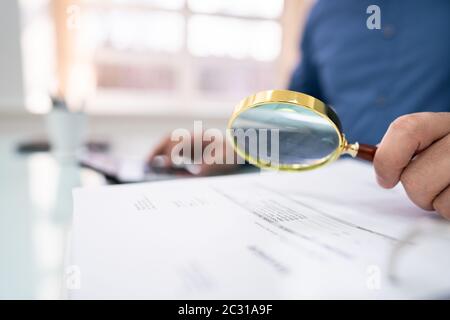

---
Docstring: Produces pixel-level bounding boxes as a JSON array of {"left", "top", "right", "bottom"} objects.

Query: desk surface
[
  {"left": 0, "top": 133, "right": 112, "bottom": 298},
  {"left": 2, "top": 115, "right": 449, "bottom": 299},
  {"left": 0, "top": 115, "right": 226, "bottom": 299}
]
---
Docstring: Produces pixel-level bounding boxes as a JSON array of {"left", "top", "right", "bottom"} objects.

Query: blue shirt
[{"left": 288, "top": 0, "right": 450, "bottom": 145}]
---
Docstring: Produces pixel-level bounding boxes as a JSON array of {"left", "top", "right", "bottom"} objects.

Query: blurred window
[{"left": 21, "top": 0, "right": 311, "bottom": 115}]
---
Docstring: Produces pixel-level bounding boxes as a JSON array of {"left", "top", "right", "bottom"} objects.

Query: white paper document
[{"left": 70, "top": 159, "right": 450, "bottom": 299}]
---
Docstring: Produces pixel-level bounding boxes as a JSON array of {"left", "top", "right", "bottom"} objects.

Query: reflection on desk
[{"left": 0, "top": 140, "right": 105, "bottom": 299}]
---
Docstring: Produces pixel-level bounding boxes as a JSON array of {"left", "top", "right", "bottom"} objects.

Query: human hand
[
  {"left": 374, "top": 112, "right": 450, "bottom": 218},
  {"left": 148, "top": 132, "right": 241, "bottom": 176}
]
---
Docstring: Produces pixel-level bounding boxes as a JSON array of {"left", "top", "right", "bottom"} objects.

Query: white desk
[
  {"left": 0, "top": 114, "right": 226, "bottom": 299},
  {"left": 0, "top": 147, "right": 99, "bottom": 299}
]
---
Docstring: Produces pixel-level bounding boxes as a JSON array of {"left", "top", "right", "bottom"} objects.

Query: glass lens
[{"left": 230, "top": 103, "right": 341, "bottom": 168}]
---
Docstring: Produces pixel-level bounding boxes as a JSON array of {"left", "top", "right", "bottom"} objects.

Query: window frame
[{"left": 52, "top": 0, "right": 312, "bottom": 117}]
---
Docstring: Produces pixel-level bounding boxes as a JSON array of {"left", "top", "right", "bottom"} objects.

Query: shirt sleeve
[{"left": 287, "top": 13, "right": 323, "bottom": 101}]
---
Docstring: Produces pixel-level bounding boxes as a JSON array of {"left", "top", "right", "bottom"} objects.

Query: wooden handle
[{"left": 356, "top": 143, "right": 378, "bottom": 162}]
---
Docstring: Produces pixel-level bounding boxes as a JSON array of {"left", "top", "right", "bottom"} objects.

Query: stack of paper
[{"left": 70, "top": 159, "right": 450, "bottom": 299}]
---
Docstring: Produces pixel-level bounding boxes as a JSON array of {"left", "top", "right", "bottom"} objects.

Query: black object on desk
[{"left": 16, "top": 140, "right": 110, "bottom": 154}]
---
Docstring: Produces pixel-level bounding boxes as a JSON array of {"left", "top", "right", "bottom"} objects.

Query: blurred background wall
[
  {"left": 0, "top": 1, "right": 25, "bottom": 112},
  {"left": 0, "top": 0, "right": 314, "bottom": 119}
]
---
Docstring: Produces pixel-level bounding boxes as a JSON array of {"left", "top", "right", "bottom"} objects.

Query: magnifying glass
[{"left": 227, "top": 90, "right": 377, "bottom": 171}]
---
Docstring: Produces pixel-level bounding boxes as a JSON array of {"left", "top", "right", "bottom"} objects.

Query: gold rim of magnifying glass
[{"left": 227, "top": 89, "right": 351, "bottom": 171}]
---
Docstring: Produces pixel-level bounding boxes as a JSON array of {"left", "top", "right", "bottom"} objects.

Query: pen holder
[{"left": 46, "top": 109, "right": 87, "bottom": 161}]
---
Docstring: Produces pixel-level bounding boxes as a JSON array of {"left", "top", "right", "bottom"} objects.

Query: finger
[
  {"left": 374, "top": 112, "right": 450, "bottom": 188},
  {"left": 197, "top": 163, "right": 241, "bottom": 176},
  {"left": 433, "top": 185, "right": 450, "bottom": 219},
  {"left": 399, "top": 133, "right": 450, "bottom": 210},
  {"left": 147, "top": 136, "right": 172, "bottom": 163},
  {"left": 150, "top": 155, "right": 172, "bottom": 169}
]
